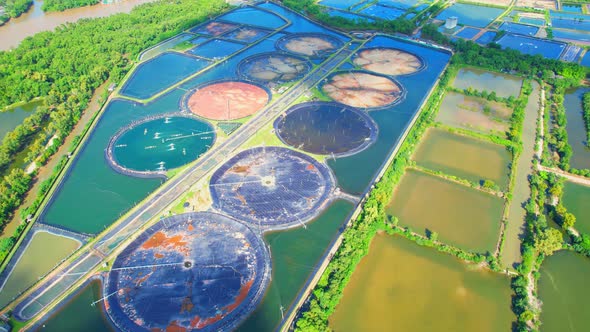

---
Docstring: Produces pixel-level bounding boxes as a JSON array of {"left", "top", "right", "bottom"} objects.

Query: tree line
[
  {"left": 583, "top": 92, "right": 590, "bottom": 146},
  {"left": 41, "top": 0, "right": 99, "bottom": 12},
  {"left": 0, "top": 0, "right": 228, "bottom": 261},
  {"left": 0, "top": 0, "right": 32, "bottom": 24}
]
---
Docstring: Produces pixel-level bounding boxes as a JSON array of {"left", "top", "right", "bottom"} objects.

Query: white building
[{"left": 445, "top": 16, "right": 458, "bottom": 29}]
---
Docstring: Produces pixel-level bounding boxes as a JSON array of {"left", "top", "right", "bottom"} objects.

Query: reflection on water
[{"left": 0, "top": 0, "right": 156, "bottom": 51}]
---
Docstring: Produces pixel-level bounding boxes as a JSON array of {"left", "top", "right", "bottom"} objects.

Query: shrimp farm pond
[{"left": 0, "top": 2, "right": 454, "bottom": 331}]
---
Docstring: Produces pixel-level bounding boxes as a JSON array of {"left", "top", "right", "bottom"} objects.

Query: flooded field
[
  {"left": 453, "top": 68, "right": 523, "bottom": 98},
  {"left": 564, "top": 87, "right": 590, "bottom": 170},
  {"left": 330, "top": 234, "right": 514, "bottom": 331},
  {"left": 386, "top": 169, "right": 504, "bottom": 253},
  {"left": 562, "top": 181, "right": 590, "bottom": 235},
  {"left": 538, "top": 250, "right": 590, "bottom": 332},
  {"left": 0, "top": 101, "right": 41, "bottom": 140},
  {"left": 436, "top": 91, "right": 512, "bottom": 135},
  {"left": 413, "top": 128, "right": 511, "bottom": 188},
  {"left": 0, "top": 231, "right": 80, "bottom": 308}
]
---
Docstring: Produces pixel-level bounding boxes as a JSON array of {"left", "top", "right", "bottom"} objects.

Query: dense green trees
[
  {"left": 42, "top": 0, "right": 99, "bottom": 12},
  {"left": 0, "top": 0, "right": 227, "bottom": 262},
  {"left": 0, "top": 0, "right": 32, "bottom": 20}
]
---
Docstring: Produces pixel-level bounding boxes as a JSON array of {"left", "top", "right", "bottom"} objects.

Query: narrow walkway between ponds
[
  {"left": 538, "top": 165, "right": 590, "bottom": 187},
  {"left": 501, "top": 81, "right": 540, "bottom": 270}
]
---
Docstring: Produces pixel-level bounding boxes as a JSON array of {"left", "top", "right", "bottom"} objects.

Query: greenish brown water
[
  {"left": 0, "top": 100, "right": 41, "bottom": 140},
  {"left": 564, "top": 87, "right": 590, "bottom": 170},
  {"left": 413, "top": 128, "right": 511, "bottom": 188},
  {"left": 452, "top": 67, "right": 523, "bottom": 98},
  {"left": 386, "top": 169, "right": 503, "bottom": 253},
  {"left": 436, "top": 91, "right": 511, "bottom": 135},
  {"left": 0, "top": 231, "right": 80, "bottom": 308},
  {"left": 562, "top": 181, "right": 590, "bottom": 235},
  {"left": 37, "top": 280, "right": 113, "bottom": 332},
  {"left": 329, "top": 233, "right": 514, "bottom": 332},
  {"left": 237, "top": 200, "right": 355, "bottom": 331},
  {"left": 538, "top": 250, "right": 590, "bottom": 332}
]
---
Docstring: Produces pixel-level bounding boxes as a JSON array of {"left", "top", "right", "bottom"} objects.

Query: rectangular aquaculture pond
[
  {"left": 562, "top": 181, "right": 590, "bottom": 235},
  {"left": 119, "top": 52, "right": 211, "bottom": 100},
  {"left": 412, "top": 128, "right": 511, "bottom": 188},
  {"left": 435, "top": 3, "right": 504, "bottom": 28},
  {"left": 496, "top": 33, "right": 567, "bottom": 59},
  {"left": 564, "top": 87, "right": 590, "bottom": 169},
  {"left": 453, "top": 67, "right": 523, "bottom": 99},
  {"left": 436, "top": 91, "right": 512, "bottom": 136},
  {"left": 386, "top": 169, "right": 504, "bottom": 253},
  {"left": 455, "top": 27, "right": 481, "bottom": 39},
  {"left": 499, "top": 22, "right": 539, "bottom": 36},
  {"left": 330, "top": 234, "right": 514, "bottom": 331},
  {"left": 476, "top": 31, "right": 497, "bottom": 45},
  {"left": 0, "top": 231, "right": 80, "bottom": 308}
]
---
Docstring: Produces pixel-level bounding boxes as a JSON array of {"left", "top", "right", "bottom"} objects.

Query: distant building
[{"left": 445, "top": 16, "right": 458, "bottom": 29}]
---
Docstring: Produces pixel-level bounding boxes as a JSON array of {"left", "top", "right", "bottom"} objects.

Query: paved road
[{"left": 5, "top": 44, "right": 359, "bottom": 324}]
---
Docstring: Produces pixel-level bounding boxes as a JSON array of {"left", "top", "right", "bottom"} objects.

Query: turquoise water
[
  {"left": 119, "top": 53, "right": 211, "bottom": 100},
  {"left": 0, "top": 101, "right": 40, "bottom": 140},
  {"left": 553, "top": 29, "right": 590, "bottom": 42},
  {"left": 435, "top": 3, "right": 504, "bottom": 28},
  {"left": 563, "top": 4, "right": 583, "bottom": 13},
  {"left": 113, "top": 116, "right": 214, "bottom": 172}
]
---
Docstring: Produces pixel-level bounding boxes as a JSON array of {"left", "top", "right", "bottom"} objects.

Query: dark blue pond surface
[
  {"left": 455, "top": 27, "right": 480, "bottom": 39},
  {"left": 318, "top": 0, "right": 362, "bottom": 10},
  {"left": 519, "top": 17, "right": 545, "bottom": 26},
  {"left": 499, "top": 22, "right": 539, "bottom": 36},
  {"left": 119, "top": 53, "right": 211, "bottom": 100},
  {"left": 328, "top": 36, "right": 450, "bottom": 194},
  {"left": 497, "top": 34, "right": 566, "bottom": 60},
  {"left": 218, "top": 6, "right": 287, "bottom": 29},
  {"left": 580, "top": 52, "right": 590, "bottom": 67},
  {"left": 553, "top": 28, "right": 590, "bottom": 42},
  {"left": 106, "top": 212, "right": 270, "bottom": 332},
  {"left": 360, "top": 4, "right": 405, "bottom": 20},
  {"left": 275, "top": 102, "right": 377, "bottom": 156},
  {"left": 562, "top": 4, "right": 583, "bottom": 13},
  {"left": 476, "top": 31, "right": 497, "bottom": 45},
  {"left": 435, "top": 3, "right": 504, "bottom": 28},
  {"left": 326, "top": 9, "right": 375, "bottom": 22},
  {"left": 551, "top": 11, "right": 590, "bottom": 31},
  {"left": 190, "top": 36, "right": 209, "bottom": 45},
  {"left": 187, "top": 39, "right": 246, "bottom": 59},
  {"left": 210, "top": 147, "right": 335, "bottom": 228}
]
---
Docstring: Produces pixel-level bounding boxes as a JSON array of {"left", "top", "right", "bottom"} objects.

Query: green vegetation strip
[{"left": 583, "top": 92, "right": 590, "bottom": 147}]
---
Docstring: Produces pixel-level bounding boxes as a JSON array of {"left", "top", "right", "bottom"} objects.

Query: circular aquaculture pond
[
  {"left": 353, "top": 48, "right": 425, "bottom": 76},
  {"left": 274, "top": 102, "right": 377, "bottom": 156},
  {"left": 105, "top": 212, "right": 270, "bottom": 332},
  {"left": 276, "top": 33, "right": 343, "bottom": 58},
  {"left": 183, "top": 81, "right": 270, "bottom": 120},
  {"left": 321, "top": 71, "right": 405, "bottom": 109},
  {"left": 210, "top": 147, "right": 334, "bottom": 229},
  {"left": 237, "top": 52, "right": 311, "bottom": 84},
  {"left": 107, "top": 115, "right": 214, "bottom": 175}
]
